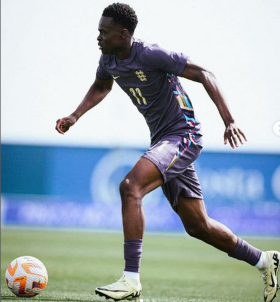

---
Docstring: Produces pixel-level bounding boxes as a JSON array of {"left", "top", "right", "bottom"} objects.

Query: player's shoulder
[
  {"left": 134, "top": 38, "right": 167, "bottom": 67},
  {"left": 134, "top": 39, "right": 161, "bottom": 57}
]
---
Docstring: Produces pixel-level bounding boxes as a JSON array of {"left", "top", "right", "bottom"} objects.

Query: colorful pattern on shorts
[
  {"left": 143, "top": 134, "right": 203, "bottom": 211},
  {"left": 166, "top": 133, "right": 196, "bottom": 171}
]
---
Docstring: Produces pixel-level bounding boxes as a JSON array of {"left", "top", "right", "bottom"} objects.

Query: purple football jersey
[{"left": 96, "top": 39, "right": 202, "bottom": 144}]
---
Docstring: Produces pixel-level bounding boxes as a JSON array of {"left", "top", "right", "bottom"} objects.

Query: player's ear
[{"left": 120, "top": 28, "right": 130, "bottom": 38}]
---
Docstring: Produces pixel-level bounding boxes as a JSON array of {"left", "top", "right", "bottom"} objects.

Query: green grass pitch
[{"left": 1, "top": 227, "right": 280, "bottom": 302}]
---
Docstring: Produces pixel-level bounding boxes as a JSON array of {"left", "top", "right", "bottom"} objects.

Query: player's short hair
[{"left": 102, "top": 3, "right": 138, "bottom": 35}]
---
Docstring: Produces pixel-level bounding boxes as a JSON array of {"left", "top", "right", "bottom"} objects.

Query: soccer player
[{"left": 56, "top": 3, "right": 279, "bottom": 301}]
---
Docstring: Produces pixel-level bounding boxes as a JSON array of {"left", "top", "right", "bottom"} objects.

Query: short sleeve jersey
[{"left": 96, "top": 39, "right": 201, "bottom": 145}]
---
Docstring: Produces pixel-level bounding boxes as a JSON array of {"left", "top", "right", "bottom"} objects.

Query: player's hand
[
  {"left": 55, "top": 115, "right": 77, "bottom": 134},
  {"left": 224, "top": 122, "right": 247, "bottom": 149}
]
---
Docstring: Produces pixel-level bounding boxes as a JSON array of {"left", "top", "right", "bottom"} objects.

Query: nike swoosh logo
[
  {"left": 112, "top": 75, "right": 120, "bottom": 80},
  {"left": 273, "top": 253, "right": 279, "bottom": 275},
  {"left": 269, "top": 272, "right": 275, "bottom": 287},
  {"left": 7, "top": 261, "right": 18, "bottom": 276}
]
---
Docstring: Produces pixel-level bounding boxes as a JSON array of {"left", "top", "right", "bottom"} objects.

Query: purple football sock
[
  {"left": 228, "top": 237, "right": 262, "bottom": 266},
  {"left": 124, "top": 239, "right": 143, "bottom": 273}
]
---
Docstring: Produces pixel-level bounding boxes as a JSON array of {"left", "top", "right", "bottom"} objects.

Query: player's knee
[
  {"left": 185, "top": 221, "right": 210, "bottom": 239},
  {"left": 119, "top": 178, "right": 142, "bottom": 205}
]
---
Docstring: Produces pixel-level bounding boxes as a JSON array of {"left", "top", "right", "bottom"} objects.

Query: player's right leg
[
  {"left": 176, "top": 196, "right": 280, "bottom": 302},
  {"left": 258, "top": 251, "right": 279, "bottom": 302}
]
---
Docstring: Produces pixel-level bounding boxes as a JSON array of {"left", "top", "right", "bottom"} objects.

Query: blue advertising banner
[{"left": 1, "top": 144, "right": 280, "bottom": 235}]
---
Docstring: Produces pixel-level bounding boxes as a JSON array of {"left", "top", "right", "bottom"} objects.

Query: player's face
[{"left": 97, "top": 16, "right": 125, "bottom": 55}]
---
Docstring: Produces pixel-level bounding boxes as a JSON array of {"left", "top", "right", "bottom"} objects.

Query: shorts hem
[
  {"left": 179, "top": 188, "right": 203, "bottom": 200},
  {"left": 142, "top": 154, "right": 167, "bottom": 183},
  {"left": 167, "top": 187, "right": 204, "bottom": 213}
]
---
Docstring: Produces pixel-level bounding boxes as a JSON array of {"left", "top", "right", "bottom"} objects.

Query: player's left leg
[
  {"left": 177, "top": 196, "right": 280, "bottom": 302},
  {"left": 95, "top": 157, "right": 163, "bottom": 301}
]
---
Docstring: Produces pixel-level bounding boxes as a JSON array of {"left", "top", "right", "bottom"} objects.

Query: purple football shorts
[{"left": 143, "top": 133, "right": 203, "bottom": 212}]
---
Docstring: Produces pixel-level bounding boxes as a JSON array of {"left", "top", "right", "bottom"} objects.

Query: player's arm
[
  {"left": 182, "top": 60, "right": 247, "bottom": 149},
  {"left": 56, "top": 76, "right": 113, "bottom": 134}
]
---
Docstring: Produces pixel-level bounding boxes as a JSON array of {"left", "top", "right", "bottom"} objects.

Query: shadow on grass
[{"left": 0, "top": 296, "right": 102, "bottom": 302}]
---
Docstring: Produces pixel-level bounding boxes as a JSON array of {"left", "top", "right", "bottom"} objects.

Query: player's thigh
[
  {"left": 122, "top": 157, "right": 163, "bottom": 196},
  {"left": 177, "top": 196, "right": 208, "bottom": 227}
]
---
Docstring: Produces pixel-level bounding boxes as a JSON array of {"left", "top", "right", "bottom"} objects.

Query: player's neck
[{"left": 116, "top": 38, "right": 133, "bottom": 60}]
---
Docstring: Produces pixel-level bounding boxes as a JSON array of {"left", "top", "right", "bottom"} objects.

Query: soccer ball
[{"left": 5, "top": 256, "right": 48, "bottom": 297}]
